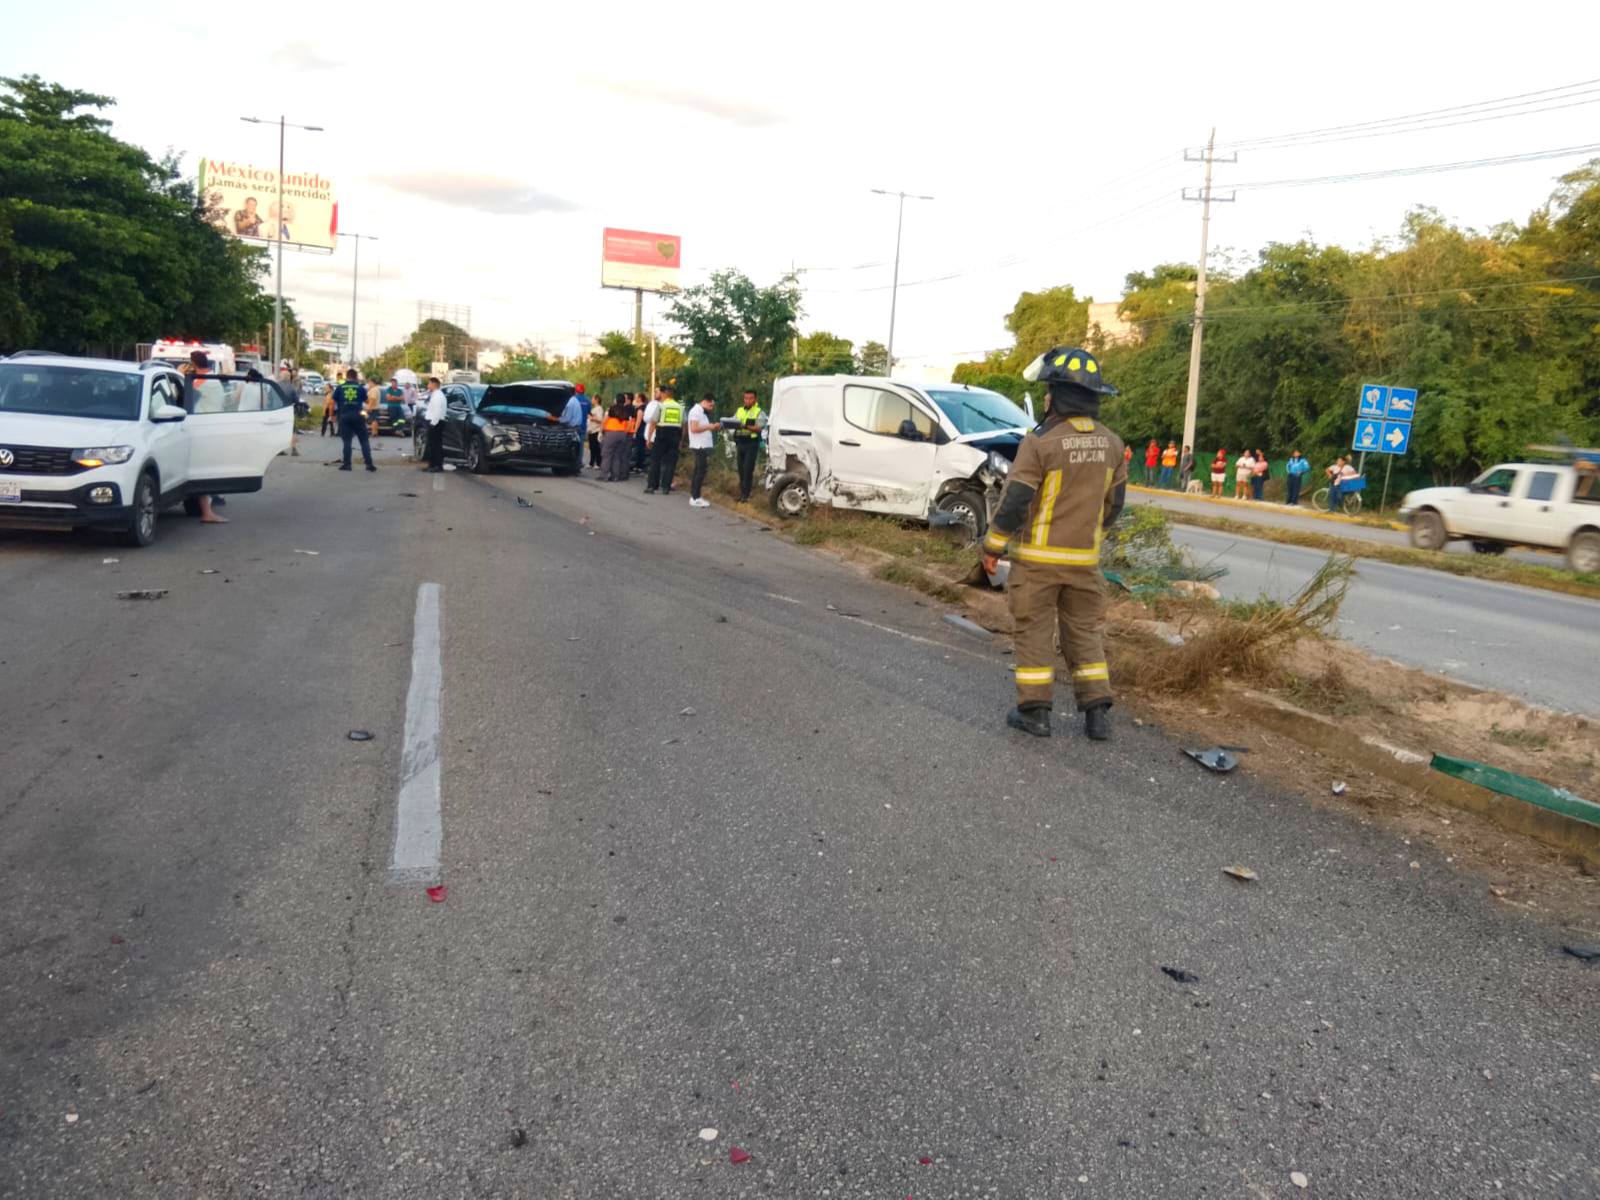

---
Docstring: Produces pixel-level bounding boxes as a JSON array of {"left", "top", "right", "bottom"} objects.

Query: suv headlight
[
  {"left": 72, "top": 445, "right": 134, "bottom": 468},
  {"left": 487, "top": 422, "right": 516, "bottom": 441},
  {"left": 986, "top": 450, "right": 1011, "bottom": 476}
]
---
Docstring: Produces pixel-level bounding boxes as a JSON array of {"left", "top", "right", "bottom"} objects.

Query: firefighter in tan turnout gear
[{"left": 980, "top": 346, "right": 1127, "bottom": 741}]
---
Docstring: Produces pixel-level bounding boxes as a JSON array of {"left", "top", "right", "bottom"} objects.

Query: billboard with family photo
[{"left": 200, "top": 158, "right": 338, "bottom": 252}]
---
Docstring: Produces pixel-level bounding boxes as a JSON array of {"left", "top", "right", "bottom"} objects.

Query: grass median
[{"left": 1146, "top": 506, "right": 1600, "bottom": 602}]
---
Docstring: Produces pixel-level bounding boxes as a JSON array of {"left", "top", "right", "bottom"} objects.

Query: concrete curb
[
  {"left": 1226, "top": 688, "right": 1600, "bottom": 869},
  {"left": 1127, "top": 483, "right": 1407, "bottom": 531}
]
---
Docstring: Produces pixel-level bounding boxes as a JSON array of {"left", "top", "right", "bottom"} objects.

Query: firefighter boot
[
  {"left": 1083, "top": 702, "right": 1111, "bottom": 742},
  {"left": 1007, "top": 704, "right": 1052, "bottom": 738}
]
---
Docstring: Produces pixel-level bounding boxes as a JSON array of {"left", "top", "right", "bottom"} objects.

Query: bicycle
[{"left": 1311, "top": 476, "right": 1365, "bottom": 516}]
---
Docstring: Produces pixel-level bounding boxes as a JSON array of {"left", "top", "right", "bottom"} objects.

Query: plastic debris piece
[
  {"left": 1291, "top": 1171, "right": 1309, "bottom": 1188},
  {"left": 919, "top": 1156, "right": 933, "bottom": 1165},
  {"left": 1430, "top": 753, "right": 1600, "bottom": 828},
  {"left": 1562, "top": 944, "right": 1600, "bottom": 961},
  {"left": 662, "top": 737, "right": 680, "bottom": 746},
  {"left": 729, "top": 1147, "right": 751, "bottom": 1165},
  {"left": 101, "top": 558, "right": 119, "bottom": 564},
  {"left": 116, "top": 589, "right": 168, "bottom": 601},
  {"left": 1183, "top": 747, "right": 1238, "bottom": 773},
  {"left": 699, "top": 1128, "right": 718, "bottom": 1142},
  {"left": 516, "top": 496, "right": 532, "bottom": 507},
  {"left": 1489, "top": 886, "right": 1508, "bottom": 898},
  {"left": 64, "top": 1113, "right": 78, "bottom": 1124},
  {"left": 110, "top": 935, "right": 124, "bottom": 945},
  {"left": 1222, "top": 864, "right": 1258, "bottom": 882},
  {"left": 425, "top": 885, "right": 447, "bottom": 903},
  {"left": 679, "top": 707, "right": 697, "bottom": 716},
  {"left": 1160, "top": 966, "right": 1200, "bottom": 984},
  {"left": 510, "top": 1128, "right": 527, "bottom": 1148},
  {"left": 943, "top": 613, "right": 993, "bottom": 640},
  {"left": 347, "top": 730, "right": 373, "bottom": 742},
  {"left": 199, "top": 568, "right": 219, "bottom": 575},
  {"left": 293, "top": 548, "right": 320, "bottom": 556},
  {"left": 398, "top": 492, "right": 419, "bottom": 498},
  {"left": 1331, "top": 780, "right": 1347, "bottom": 796}
]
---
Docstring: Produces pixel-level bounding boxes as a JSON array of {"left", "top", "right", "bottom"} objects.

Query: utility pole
[
  {"left": 871, "top": 188, "right": 933, "bottom": 377},
  {"left": 337, "top": 232, "right": 377, "bottom": 374},
  {"left": 633, "top": 288, "right": 644, "bottom": 344},
  {"left": 1180, "top": 131, "right": 1236, "bottom": 456}
]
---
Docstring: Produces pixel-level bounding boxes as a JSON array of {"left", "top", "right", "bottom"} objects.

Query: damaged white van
[{"left": 763, "top": 376, "right": 1032, "bottom": 537}]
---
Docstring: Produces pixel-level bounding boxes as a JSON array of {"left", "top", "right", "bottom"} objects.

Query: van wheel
[
  {"left": 1470, "top": 540, "right": 1506, "bottom": 555},
  {"left": 120, "top": 471, "right": 159, "bottom": 547},
  {"left": 1409, "top": 510, "right": 1447, "bottom": 551},
  {"left": 934, "top": 489, "right": 987, "bottom": 543},
  {"left": 769, "top": 473, "right": 809, "bottom": 517},
  {"left": 1568, "top": 530, "right": 1600, "bottom": 574}
]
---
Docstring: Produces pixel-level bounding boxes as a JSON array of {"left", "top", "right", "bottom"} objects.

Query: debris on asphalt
[
  {"left": 1183, "top": 746, "right": 1238, "bottom": 773},
  {"left": 729, "top": 1147, "right": 751, "bottom": 1165},
  {"left": 346, "top": 730, "right": 374, "bottom": 742},
  {"left": 1291, "top": 1171, "right": 1309, "bottom": 1188},
  {"left": 199, "top": 569, "right": 219, "bottom": 575},
  {"left": 919, "top": 1156, "right": 933, "bottom": 1165},
  {"left": 110, "top": 935, "right": 124, "bottom": 945},
  {"left": 1562, "top": 944, "right": 1600, "bottom": 962},
  {"left": 1160, "top": 966, "right": 1200, "bottom": 984},
  {"left": 715, "top": 615, "right": 729, "bottom": 623},
  {"left": 510, "top": 1128, "right": 527, "bottom": 1148},
  {"left": 101, "top": 558, "right": 119, "bottom": 564},
  {"left": 699, "top": 1128, "right": 718, "bottom": 1142},
  {"left": 515, "top": 496, "right": 532, "bottom": 507},
  {"left": 662, "top": 737, "right": 680, "bottom": 746},
  {"left": 679, "top": 706, "right": 697, "bottom": 716},
  {"left": 293, "top": 549, "right": 320, "bottom": 556},
  {"left": 425, "top": 885, "right": 447, "bottom": 903},
  {"left": 1331, "top": 780, "right": 1348, "bottom": 796},
  {"left": 116, "top": 589, "right": 168, "bottom": 601},
  {"left": 1222, "top": 864, "right": 1259, "bottom": 882},
  {"left": 64, "top": 1113, "right": 78, "bottom": 1124},
  {"left": 1409, "top": 861, "right": 1421, "bottom": 870},
  {"left": 943, "top": 613, "right": 993, "bottom": 640},
  {"left": 397, "top": 491, "right": 418, "bottom": 497}
]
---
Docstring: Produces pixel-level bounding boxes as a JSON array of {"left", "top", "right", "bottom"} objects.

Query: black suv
[{"left": 416, "top": 381, "right": 583, "bottom": 475}]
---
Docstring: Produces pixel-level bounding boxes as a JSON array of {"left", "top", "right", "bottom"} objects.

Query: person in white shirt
[
  {"left": 686, "top": 393, "right": 717, "bottom": 507},
  {"left": 421, "top": 376, "right": 448, "bottom": 472},
  {"left": 1234, "top": 450, "right": 1255, "bottom": 500}
]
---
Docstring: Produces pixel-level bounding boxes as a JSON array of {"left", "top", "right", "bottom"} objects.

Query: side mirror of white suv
[{"left": 152, "top": 404, "right": 188, "bottom": 423}]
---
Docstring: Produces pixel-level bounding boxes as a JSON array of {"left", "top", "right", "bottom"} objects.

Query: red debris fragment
[
  {"left": 729, "top": 1147, "right": 751, "bottom": 1165},
  {"left": 919, "top": 1156, "right": 933, "bottom": 1165},
  {"left": 1049, "top": 857, "right": 1058, "bottom": 863},
  {"left": 426, "top": 885, "right": 447, "bottom": 903},
  {"left": 110, "top": 935, "right": 125, "bottom": 945},
  {"left": 731, "top": 1079, "right": 741, "bottom": 1093}
]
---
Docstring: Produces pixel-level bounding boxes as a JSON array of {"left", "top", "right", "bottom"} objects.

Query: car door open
[{"left": 184, "top": 375, "right": 295, "bottom": 493}]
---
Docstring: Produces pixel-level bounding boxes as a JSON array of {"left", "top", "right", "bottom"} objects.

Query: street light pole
[
  {"left": 871, "top": 189, "right": 933, "bottom": 377},
  {"left": 338, "top": 232, "right": 378, "bottom": 373},
  {"left": 240, "top": 115, "right": 323, "bottom": 373}
]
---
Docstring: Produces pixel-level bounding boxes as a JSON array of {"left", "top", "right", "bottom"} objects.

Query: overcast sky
[{"left": 9, "top": 1, "right": 1600, "bottom": 371}]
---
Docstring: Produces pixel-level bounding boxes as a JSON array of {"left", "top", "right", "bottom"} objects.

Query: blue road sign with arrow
[
  {"left": 1379, "top": 421, "right": 1411, "bottom": 455},
  {"left": 1358, "top": 384, "right": 1388, "bottom": 419},
  {"left": 1385, "top": 386, "right": 1418, "bottom": 422},
  {"left": 1353, "top": 419, "right": 1382, "bottom": 452}
]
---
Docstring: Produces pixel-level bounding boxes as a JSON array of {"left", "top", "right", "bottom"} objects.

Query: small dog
[{"left": 1185, "top": 479, "right": 1205, "bottom": 495}]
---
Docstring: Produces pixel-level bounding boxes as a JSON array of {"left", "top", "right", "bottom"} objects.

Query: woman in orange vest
[{"left": 600, "top": 397, "right": 635, "bottom": 481}]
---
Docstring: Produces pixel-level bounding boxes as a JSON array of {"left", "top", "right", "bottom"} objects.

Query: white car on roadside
[
  {"left": 1399, "top": 458, "right": 1600, "bottom": 573},
  {"left": 0, "top": 352, "right": 294, "bottom": 546}
]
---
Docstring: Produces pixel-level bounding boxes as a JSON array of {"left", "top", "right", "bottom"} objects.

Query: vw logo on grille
[{"left": 0, "top": 448, "right": 13, "bottom": 467}]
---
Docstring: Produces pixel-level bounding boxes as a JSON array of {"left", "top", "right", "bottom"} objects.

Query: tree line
[
  {"left": 954, "top": 165, "right": 1600, "bottom": 484},
  {"left": 0, "top": 76, "right": 279, "bottom": 359}
]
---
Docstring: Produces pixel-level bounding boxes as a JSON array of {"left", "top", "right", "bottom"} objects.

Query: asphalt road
[
  {"left": 1135, "top": 488, "right": 1558, "bottom": 568},
  {"left": 1167, "top": 524, "right": 1600, "bottom": 716},
  {"left": 3, "top": 437, "right": 1598, "bottom": 1198}
]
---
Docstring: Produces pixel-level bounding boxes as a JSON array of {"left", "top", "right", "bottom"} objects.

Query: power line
[
  {"left": 1236, "top": 93, "right": 1600, "bottom": 153},
  {"left": 1220, "top": 142, "right": 1600, "bottom": 190},
  {"left": 1222, "top": 76, "right": 1600, "bottom": 150}
]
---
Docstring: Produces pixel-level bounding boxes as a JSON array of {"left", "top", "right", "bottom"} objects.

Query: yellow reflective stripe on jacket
[
  {"left": 1094, "top": 466, "right": 1115, "bottom": 552},
  {"left": 1072, "top": 662, "right": 1110, "bottom": 681},
  {"left": 1029, "top": 468, "right": 1063, "bottom": 546},
  {"left": 1014, "top": 666, "right": 1056, "bottom": 684},
  {"left": 1013, "top": 543, "right": 1100, "bottom": 566},
  {"left": 981, "top": 528, "right": 1009, "bottom": 554}
]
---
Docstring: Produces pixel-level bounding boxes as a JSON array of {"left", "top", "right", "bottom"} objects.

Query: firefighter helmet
[{"left": 1021, "top": 346, "right": 1119, "bottom": 395}]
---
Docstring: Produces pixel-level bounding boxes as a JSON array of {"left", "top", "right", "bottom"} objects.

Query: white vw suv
[{"left": 0, "top": 352, "right": 294, "bottom": 546}]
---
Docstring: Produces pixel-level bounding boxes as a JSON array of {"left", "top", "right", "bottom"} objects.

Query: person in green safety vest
[
  {"left": 731, "top": 388, "right": 766, "bottom": 503},
  {"left": 645, "top": 384, "right": 684, "bottom": 494}
]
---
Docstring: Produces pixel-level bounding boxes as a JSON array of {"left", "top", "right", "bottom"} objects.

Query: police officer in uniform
[
  {"left": 731, "top": 388, "right": 766, "bottom": 503},
  {"left": 645, "top": 384, "right": 684, "bottom": 495},
  {"left": 333, "top": 368, "right": 377, "bottom": 472},
  {"left": 980, "top": 346, "right": 1126, "bottom": 740}
]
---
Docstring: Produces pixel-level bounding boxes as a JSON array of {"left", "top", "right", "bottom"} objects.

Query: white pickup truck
[{"left": 1400, "top": 459, "right": 1600, "bottom": 573}]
